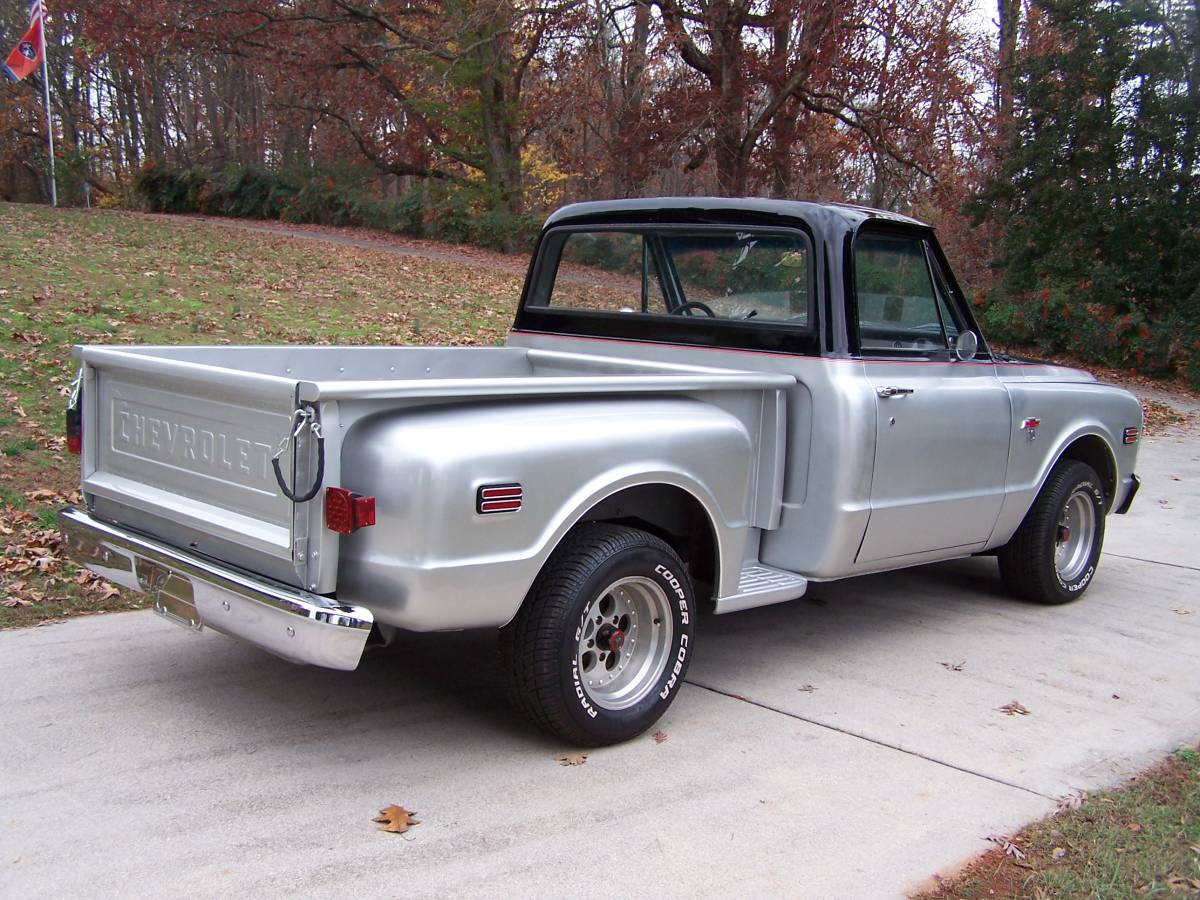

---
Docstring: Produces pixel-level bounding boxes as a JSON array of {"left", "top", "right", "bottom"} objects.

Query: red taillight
[
  {"left": 66, "top": 406, "right": 82, "bottom": 455},
  {"left": 324, "top": 487, "right": 375, "bottom": 534}
]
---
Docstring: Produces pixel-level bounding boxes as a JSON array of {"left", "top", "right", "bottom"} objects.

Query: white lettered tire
[
  {"left": 998, "top": 459, "right": 1106, "bottom": 603},
  {"left": 499, "top": 523, "right": 696, "bottom": 745}
]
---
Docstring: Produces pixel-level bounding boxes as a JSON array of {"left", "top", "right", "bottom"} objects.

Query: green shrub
[
  {"left": 134, "top": 163, "right": 210, "bottom": 213},
  {"left": 199, "top": 165, "right": 296, "bottom": 219},
  {"left": 133, "top": 163, "right": 546, "bottom": 262},
  {"left": 981, "top": 280, "right": 1192, "bottom": 382}
]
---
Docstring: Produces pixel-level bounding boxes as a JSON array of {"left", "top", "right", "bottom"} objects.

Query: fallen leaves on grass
[
  {"left": 940, "top": 660, "right": 966, "bottom": 672},
  {"left": 373, "top": 805, "right": 420, "bottom": 834},
  {"left": 1166, "top": 876, "right": 1200, "bottom": 893},
  {"left": 986, "top": 834, "right": 1026, "bottom": 859},
  {"left": 1052, "top": 847, "right": 1067, "bottom": 860},
  {"left": 556, "top": 753, "right": 587, "bottom": 766},
  {"left": 997, "top": 700, "right": 1031, "bottom": 716},
  {"left": 1057, "top": 792, "right": 1087, "bottom": 811}
]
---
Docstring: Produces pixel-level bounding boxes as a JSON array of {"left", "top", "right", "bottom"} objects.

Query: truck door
[{"left": 851, "top": 230, "right": 1011, "bottom": 563}]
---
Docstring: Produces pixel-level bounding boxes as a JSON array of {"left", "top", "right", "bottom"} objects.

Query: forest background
[{"left": 2, "top": 0, "right": 1198, "bottom": 385}]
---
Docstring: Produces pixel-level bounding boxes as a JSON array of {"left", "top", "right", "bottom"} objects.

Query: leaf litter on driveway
[
  {"left": 997, "top": 700, "right": 1031, "bottom": 716},
  {"left": 373, "top": 805, "right": 420, "bottom": 834}
]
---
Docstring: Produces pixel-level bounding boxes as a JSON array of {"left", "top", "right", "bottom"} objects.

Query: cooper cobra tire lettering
[
  {"left": 659, "top": 633, "right": 689, "bottom": 700},
  {"left": 654, "top": 565, "right": 691, "bottom": 624}
]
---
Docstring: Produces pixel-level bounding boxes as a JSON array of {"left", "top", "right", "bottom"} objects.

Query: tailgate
[{"left": 76, "top": 346, "right": 306, "bottom": 578}]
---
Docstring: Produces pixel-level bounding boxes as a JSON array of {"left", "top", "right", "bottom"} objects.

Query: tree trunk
[{"left": 997, "top": 0, "right": 1020, "bottom": 123}]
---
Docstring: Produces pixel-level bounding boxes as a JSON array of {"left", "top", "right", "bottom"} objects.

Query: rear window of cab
[{"left": 528, "top": 227, "right": 814, "bottom": 330}]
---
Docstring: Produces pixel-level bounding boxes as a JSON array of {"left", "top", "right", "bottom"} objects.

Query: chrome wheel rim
[
  {"left": 577, "top": 576, "right": 673, "bottom": 711},
  {"left": 1055, "top": 488, "right": 1096, "bottom": 582}
]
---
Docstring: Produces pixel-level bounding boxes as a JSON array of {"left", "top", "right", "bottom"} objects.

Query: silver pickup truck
[{"left": 60, "top": 198, "right": 1142, "bottom": 745}]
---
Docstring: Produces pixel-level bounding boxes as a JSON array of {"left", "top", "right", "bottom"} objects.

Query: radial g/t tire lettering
[{"left": 499, "top": 523, "right": 696, "bottom": 746}]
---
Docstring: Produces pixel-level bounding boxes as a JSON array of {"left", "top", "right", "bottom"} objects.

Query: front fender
[
  {"left": 989, "top": 382, "right": 1141, "bottom": 548},
  {"left": 334, "top": 397, "right": 755, "bottom": 630}
]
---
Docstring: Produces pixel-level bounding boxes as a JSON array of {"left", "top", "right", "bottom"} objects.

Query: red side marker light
[
  {"left": 477, "top": 483, "right": 523, "bottom": 514},
  {"left": 1123, "top": 427, "right": 1139, "bottom": 444},
  {"left": 325, "top": 487, "right": 376, "bottom": 534}
]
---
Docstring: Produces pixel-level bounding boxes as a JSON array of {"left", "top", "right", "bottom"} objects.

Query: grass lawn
[
  {"left": 916, "top": 745, "right": 1200, "bottom": 898},
  {"left": 0, "top": 203, "right": 522, "bottom": 627}
]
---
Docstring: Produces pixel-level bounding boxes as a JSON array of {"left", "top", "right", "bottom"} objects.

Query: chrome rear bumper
[{"left": 58, "top": 507, "right": 373, "bottom": 670}]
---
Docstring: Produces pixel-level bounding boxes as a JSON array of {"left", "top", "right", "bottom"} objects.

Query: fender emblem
[
  {"left": 1022, "top": 417, "right": 1041, "bottom": 441},
  {"left": 477, "top": 483, "right": 523, "bottom": 514}
]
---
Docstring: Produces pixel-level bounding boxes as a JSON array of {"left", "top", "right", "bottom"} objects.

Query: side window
[
  {"left": 547, "top": 232, "right": 668, "bottom": 314},
  {"left": 854, "top": 233, "right": 949, "bottom": 352}
]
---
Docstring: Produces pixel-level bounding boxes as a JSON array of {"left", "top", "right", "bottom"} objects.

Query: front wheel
[
  {"left": 998, "top": 459, "right": 1106, "bottom": 604},
  {"left": 499, "top": 523, "right": 695, "bottom": 746}
]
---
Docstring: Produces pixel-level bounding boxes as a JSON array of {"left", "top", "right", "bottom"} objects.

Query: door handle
[{"left": 876, "top": 386, "right": 915, "bottom": 398}]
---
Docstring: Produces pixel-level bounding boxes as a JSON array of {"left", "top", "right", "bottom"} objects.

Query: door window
[{"left": 854, "top": 233, "right": 951, "bottom": 352}]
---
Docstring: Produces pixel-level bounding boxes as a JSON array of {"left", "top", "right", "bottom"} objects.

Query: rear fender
[{"left": 334, "top": 397, "right": 755, "bottom": 630}]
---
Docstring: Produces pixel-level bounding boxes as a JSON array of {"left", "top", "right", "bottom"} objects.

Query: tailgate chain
[{"left": 271, "top": 407, "right": 325, "bottom": 503}]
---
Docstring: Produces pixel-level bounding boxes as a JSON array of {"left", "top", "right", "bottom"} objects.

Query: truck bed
[{"left": 74, "top": 344, "right": 794, "bottom": 593}]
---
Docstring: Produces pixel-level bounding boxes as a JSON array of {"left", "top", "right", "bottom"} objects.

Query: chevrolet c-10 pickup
[{"left": 59, "top": 198, "right": 1142, "bottom": 745}]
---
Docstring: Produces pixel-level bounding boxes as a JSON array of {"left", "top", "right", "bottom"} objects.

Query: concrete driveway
[{"left": 2, "top": 424, "right": 1197, "bottom": 899}]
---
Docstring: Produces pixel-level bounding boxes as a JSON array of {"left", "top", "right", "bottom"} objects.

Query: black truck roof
[{"left": 543, "top": 197, "right": 929, "bottom": 232}]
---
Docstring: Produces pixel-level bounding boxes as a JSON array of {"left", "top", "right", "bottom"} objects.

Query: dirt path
[{"left": 141, "top": 212, "right": 534, "bottom": 275}]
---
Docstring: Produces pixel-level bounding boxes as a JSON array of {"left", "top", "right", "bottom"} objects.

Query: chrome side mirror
[{"left": 954, "top": 331, "right": 978, "bottom": 361}]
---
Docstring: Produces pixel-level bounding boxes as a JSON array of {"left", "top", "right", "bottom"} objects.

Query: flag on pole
[{"left": 3, "top": 1, "right": 45, "bottom": 83}]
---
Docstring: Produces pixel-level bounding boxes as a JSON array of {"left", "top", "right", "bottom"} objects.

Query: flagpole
[{"left": 38, "top": 1, "right": 55, "bottom": 206}]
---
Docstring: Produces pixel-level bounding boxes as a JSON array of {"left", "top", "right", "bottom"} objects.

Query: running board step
[{"left": 714, "top": 564, "right": 808, "bottom": 615}]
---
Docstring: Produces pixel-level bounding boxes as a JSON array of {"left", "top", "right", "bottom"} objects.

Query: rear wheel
[
  {"left": 499, "top": 523, "right": 695, "bottom": 746},
  {"left": 998, "top": 459, "right": 1106, "bottom": 604}
]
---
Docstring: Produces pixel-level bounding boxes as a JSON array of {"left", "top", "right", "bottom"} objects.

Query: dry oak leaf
[
  {"left": 24, "top": 489, "right": 63, "bottom": 502},
  {"left": 373, "top": 805, "right": 420, "bottom": 834},
  {"left": 1172, "top": 607, "right": 1193, "bottom": 615},
  {"left": 940, "top": 660, "right": 966, "bottom": 672},
  {"left": 1057, "top": 792, "right": 1087, "bottom": 811},
  {"left": 556, "top": 753, "right": 588, "bottom": 766},
  {"left": 998, "top": 700, "right": 1031, "bottom": 716},
  {"left": 985, "top": 834, "right": 1026, "bottom": 859},
  {"left": 652, "top": 730, "right": 668, "bottom": 744},
  {"left": 1167, "top": 877, "right": 1200, "bottom": 893}
]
